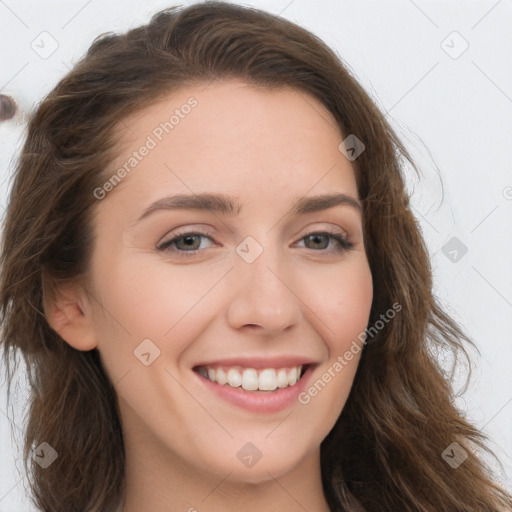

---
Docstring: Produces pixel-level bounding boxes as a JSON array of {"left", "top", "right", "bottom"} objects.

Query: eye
[
  {"left": 295, "top": 228, "right": 353, "bottom": 253},
  {"left": 157, "top": 231, "right": 215, "bottom": 254},
  {"left": 157, "top": 227, "right": 353, "bottom": 256}
]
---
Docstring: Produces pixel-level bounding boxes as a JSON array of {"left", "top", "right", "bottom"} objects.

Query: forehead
[{"left": 100, "top": 80, "right": 358, "bottom": 214}]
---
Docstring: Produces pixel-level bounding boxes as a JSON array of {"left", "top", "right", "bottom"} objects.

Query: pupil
[{"left": 310, "top": 234, "right": 325, "bottom": 248}]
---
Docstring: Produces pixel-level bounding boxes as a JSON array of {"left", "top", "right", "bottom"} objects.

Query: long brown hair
[{"left": 1, "top": 2, "right": 510, "bottom": 511}]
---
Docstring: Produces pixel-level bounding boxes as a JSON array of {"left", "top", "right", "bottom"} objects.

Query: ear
[{"left": 44, "top": 281, "right": 98, "bottom": 351}]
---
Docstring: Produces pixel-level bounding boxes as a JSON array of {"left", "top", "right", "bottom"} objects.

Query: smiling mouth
[{"left": 193, "top": 364, "right": 310, "bottom": 392}]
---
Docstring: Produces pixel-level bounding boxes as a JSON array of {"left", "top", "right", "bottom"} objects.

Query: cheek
[
  {"left": 295, "top": 262, "right": 372, "bottom": 434},
  {"left": 318, "top": 259, "right": 373, "bottom": 350},
  {"left": 91, "top": 252, "right": 194, "bottom": 335},
  {"left": 89, "top": 255, "right": 220, "bottom": 376}
]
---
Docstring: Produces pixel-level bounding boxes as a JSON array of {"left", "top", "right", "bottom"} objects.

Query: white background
[{"left": 1, "top": 1, "right": 511, "bottom": 510}]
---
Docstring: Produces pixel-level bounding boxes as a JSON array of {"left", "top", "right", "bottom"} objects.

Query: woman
[{"left": 1, "top": 2, "right": 510, "bottom": 511}]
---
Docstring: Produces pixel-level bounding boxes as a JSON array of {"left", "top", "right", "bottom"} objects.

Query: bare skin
[{"left": 47, "top": 80, "right": 373, "bottom": 512}]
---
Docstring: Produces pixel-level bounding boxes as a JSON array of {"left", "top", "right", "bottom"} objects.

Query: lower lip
[{"left": 195, "top": 366, "right": 315, "bottom": 413}]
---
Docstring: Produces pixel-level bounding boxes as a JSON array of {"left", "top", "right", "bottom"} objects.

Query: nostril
[{"left": 0, "top": 94, "right": 17, "bottom": 121}]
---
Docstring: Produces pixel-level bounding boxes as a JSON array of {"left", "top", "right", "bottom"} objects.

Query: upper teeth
[{"left": 198, "top": 366, "right": 303, "bottom": 391}]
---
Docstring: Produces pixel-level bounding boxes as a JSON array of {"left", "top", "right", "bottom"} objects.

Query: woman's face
[{"left": 86, "top": 80, "right": 373, "bottom": 484}]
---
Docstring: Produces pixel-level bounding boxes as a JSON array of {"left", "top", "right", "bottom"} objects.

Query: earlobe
[{"left": 44, "top": 283, "right": 98, "bottom": 351}]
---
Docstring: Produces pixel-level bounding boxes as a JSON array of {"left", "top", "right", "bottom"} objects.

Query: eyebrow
[{"left": 136, "top": 192, "right": 362, "bottom": 223}]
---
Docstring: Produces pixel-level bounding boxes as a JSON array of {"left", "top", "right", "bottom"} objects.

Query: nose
[{"left": 226, "top": 241, "right": 304, "bottom": 335}]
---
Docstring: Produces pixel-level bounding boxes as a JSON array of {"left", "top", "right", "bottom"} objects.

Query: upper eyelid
[
  {"left": 159, "top": 225, "right": 349, "bottom": 243},
  {"left": 157, "top": 226, "right": 351, "bottom": 251}
]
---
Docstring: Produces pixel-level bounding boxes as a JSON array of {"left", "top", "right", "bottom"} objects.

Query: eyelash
[{"left": 157, "top": 227, "right": 353, "bottom": 257}]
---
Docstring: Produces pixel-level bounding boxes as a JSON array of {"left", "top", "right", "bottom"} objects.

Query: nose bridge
[{"left": 227, "top": 232, "right": 303, "bottom": 332}]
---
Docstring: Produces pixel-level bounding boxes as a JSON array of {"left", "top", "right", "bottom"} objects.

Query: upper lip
[{"left": 193, "top": 356, "right": 318, "bottom": 370}]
